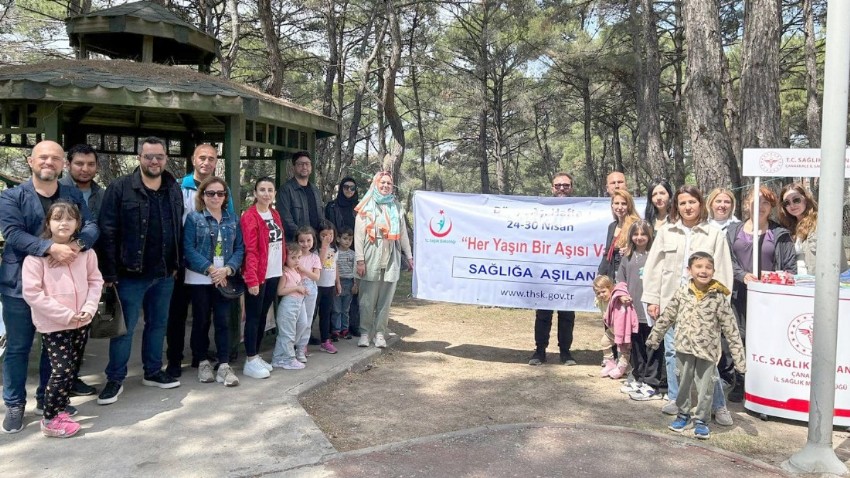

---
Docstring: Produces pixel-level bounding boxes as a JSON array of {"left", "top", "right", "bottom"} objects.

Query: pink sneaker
[
  {"left": 608, "top": 363, "right": 628, "bottom": 379},
  {"left": 41, "top": 412, "right": 80, "bottom": 438},
  {"left": 320, "top": 340, "right": 338, "bottom": 354},
  {"left": 599, "top": 359, "right": 617, "bottom": 377}
]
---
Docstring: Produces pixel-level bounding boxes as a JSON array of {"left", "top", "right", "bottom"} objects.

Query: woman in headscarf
[
  {"left": 354, "top": 172, "right": 413, "bottom": 348},
  {"left": 325, "top": 176, "right": 361, "bottom": 336}
]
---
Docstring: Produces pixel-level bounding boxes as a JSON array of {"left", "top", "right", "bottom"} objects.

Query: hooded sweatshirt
[{"left": 605, "top": 282, "right": 639, "bottom": 345}]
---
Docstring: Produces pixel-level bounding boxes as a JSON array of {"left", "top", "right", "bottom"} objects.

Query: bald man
[
  {"left": 0, "top": 140, "right": 99, "bottom": 433},
  {"left": 606, "top": 171, "right": 627, "bottom": 196},
  {"left": 166, "top": 143, "right": 234, "bottom": 378}
]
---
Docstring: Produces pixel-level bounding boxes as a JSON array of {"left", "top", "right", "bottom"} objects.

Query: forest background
[{"left": 0, "top": 0, "right": 835, "bottom": 213}]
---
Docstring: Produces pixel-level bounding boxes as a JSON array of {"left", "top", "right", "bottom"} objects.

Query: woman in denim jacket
[{"left": 183, "top": 177, "right": 245, "bottom": 387}]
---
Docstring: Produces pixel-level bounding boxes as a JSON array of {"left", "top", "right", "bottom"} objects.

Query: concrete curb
[{"left": 285, "top": 337, "right": 393, "bottom": 398}]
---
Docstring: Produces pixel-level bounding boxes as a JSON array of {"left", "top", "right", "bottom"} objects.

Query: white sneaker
[
  {"left": 358, "top": 335, "right": 370, "bottom": 347},
  {"left": 243, "top": 358, "right": 270, "bottom": 379},
  {"left": 295, "top": 348, "right": 308, "bottom": 363},
  {"left": 282, "top": 358, "right": 305, "bottom": 370},
  {"left": 374, "top": 333, "right": 387, "bottom": 348},
  {"left": 216, "top": 364, "right": 240, "bottom": 387},
  {"left": 198, "top": 360, "right": 215, "bottom": 383},
  {"left": 258, "top": 357, "right": 273, "bottom": 372}
]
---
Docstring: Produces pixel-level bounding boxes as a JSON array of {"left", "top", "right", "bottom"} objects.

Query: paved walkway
[{"left": 1, "top": 325, "right": 789, "bottom": 478}]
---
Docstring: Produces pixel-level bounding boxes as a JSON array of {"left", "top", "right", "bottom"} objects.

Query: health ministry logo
[
  {"left": 429, "top": 209, "right": 453, "bottom": 238},
  {"left": 759, "top": 151, "right": 783, "bottom": 174},
  {"left": 788, "top": 313, "right": 814, "bottom": 357}
]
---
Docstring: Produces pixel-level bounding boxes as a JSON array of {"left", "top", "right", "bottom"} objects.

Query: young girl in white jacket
[{"left": 22, "top": 202, "right": 103, "bottom": 438}]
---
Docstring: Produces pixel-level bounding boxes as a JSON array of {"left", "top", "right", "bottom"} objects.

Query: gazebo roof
[
  {"left": 66, "top": 1, "right": 219, "bottom": 66},
  {"left": 0, "top": 60, "right": 337, "bottom": 136}
]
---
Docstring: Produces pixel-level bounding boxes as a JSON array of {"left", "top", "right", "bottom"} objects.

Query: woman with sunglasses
[
  {"left": 723, "top": 186, "right": 795, "bottom": 403},
  {"left": 183, "top": 176, "right": 245, "bottom": 387},
  {"left": 326, "top": 177, "right": 361, "bottom": 336},
  {"left": 778, "top": 183, "right": 848, "bottom": 275}
]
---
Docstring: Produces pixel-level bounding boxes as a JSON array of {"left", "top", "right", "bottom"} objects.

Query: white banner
[
  {"left": 745, "top": 282, "right": 850, "bottom": 425},
  {"left": 742, "top": 148, "right": 850, "bottom": 178},
  {"left": 412, "top": 191, "right": 645, "bottom": 311}
]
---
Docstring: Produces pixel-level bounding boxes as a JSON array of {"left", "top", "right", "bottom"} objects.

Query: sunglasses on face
[
  {"left": 553, "top": 183, "right": 572, "bottom": 189},
  {"left": 342, "top": 184, "right": 356, "bottom": 191},
  {"left": 783, "top": 196, "right": 803, "bottom": 208},
  {"left": 204, "top": 190, "right": 226, "bottom": 198}
]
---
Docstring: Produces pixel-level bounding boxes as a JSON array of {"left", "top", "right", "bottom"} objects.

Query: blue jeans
[
  {"left": 664, "top": 328, "right": 678, "bottom": 400},
  {"left": 333, "top": 278, "right": 354, "bottom": 332},
  {"left": 2, "top": 295, "right": 50, "bottom": 407},
  {"left": 665, "top": 327, "right": 727, "bottom": 409},
  {"left": 106, "top": 275, "right": 175, "bottom": 382}
]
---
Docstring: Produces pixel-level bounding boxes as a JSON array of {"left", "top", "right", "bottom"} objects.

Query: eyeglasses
[
  {"left": 204, "top": 190, "right": 226, "bottom": 198},
  {"left": 783, "top": 196, "right": 804, "bottom": 208},
  {"left": 553, "top": 183, "right": 572, "bottom": 189},
  {"left": 142, "top": 154, "right": 166, "bottom": 162},
  {"left": 294, "top": 161, "right": 311, "bottom": 167},
  {"left": 342, "top": 184, "right": 356, "bottom": 191}
]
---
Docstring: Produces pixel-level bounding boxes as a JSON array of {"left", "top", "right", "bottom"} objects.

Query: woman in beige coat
[
  {"left": 642, "top": 185, "right": 734, "bottom": 424},
  {"left": 354, "top": 172, "right": 414, "bottom": 348}
]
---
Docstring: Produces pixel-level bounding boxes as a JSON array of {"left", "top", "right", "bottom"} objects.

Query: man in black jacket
[
  {"left": 528, "top": 173, "right": 577, "bottom": 366},
  {"left": 276, "top": 151, "right": 325, "bottom": 241},
  {"left": 96, "top": 137, "right": 184, "bottom": 406}
]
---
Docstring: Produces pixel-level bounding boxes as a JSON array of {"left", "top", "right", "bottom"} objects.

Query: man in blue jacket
[
  {"left": 96, "top": 137, "right": 184, "bottom": 406},
  {"left": 0, "top": 140, "right": 99, "bottom": 434},
  {"left": 166, "top": 143, "right": 234, "bottom": 377}
]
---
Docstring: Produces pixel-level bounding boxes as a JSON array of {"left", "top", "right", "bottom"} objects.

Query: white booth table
[{"left": 745, "top": 282, "right": 850, "bottom": 424}]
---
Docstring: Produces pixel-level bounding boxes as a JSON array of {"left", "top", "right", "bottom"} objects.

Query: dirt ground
[{"left": 301, "top": 273, "right": 850, "bottom": 467}]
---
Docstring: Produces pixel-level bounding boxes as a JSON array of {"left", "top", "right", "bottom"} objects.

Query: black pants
[
  {"left": 630, "top": 323, "right": 666, "bottom": 388},
  {"left": 348, "top": 292, "right": 360, "bottom": 334},
  {"left": 718, "top": 285, "right": 748, "bottom": 386},
  {"left": 42, "top": 325, "right": 89, "bottom": 420},
  {"left": 72, "top": 329, "right": 89, "bottom": 382},
  {"left": 317, "top": 286, "right": 335, "bottom": 342},
  {"left": 534, "top": 309, "right": 575, "bottom": 354},
  {"left": 166, "top": 277, "right": 190, "bottom": 366},
  {"left": 243, "top": 277, "right": 280, "bottom": 356},
  {"left": 189, "top": 285, "right": 233, "bottom": 364}
]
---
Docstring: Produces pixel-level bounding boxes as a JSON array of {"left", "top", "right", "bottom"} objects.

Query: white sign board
[
  {"left": 745, "top": 282, "right": 850, "bottom": 425},
  {"left": 412, "top": 191, "right": 645, "bottom": 311},
  {"left": 742, "top": 148, "right": 850, "bottom": 178}
]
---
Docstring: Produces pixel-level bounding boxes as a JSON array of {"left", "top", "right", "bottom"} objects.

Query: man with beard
[
  {"left": 1, "top": 140, "right": 98, "bottom": 433},
  {"left": 57, "top": 143, "right": 105, "bottom": 397},
  {"left": 528, "top": 173, "right": 577, "bottom": 366},
  {"left": 96, "top": 137, "right": 184, "bottom": 405},
  {"left": 276, "top": 151, "right": 325, "bottom": 241}
]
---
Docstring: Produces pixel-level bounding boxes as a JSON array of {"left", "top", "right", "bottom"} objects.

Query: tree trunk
[
  {"left": 803, "top": 0, "right": 821, "bottom": 147},
  {"left": 218, "top": 0, "right": 239, "bottom": 80},
  {"left": 682, "top": 0, "right": 740, "bottom": 193},
  {"left": 477, "top": 6, "right": 491, "bottom": 194},
  {"left": 409, "top": 6, "right": 427, "bottom": 189},
  {"left": 670, "top": 0, "right": 687, "bottom": 188},
  {"left": 739, "top": 0, "right": 783, "bottom": 151},
  {"left": 382, "top": 0, "right": 406, "bottom": 179},
  {"left": 258, "top": 0, "right": 284, "bottom": 97},
  {"left": 344, "top": 11, "right": 385, "bottom": 167},
  {"left": 580, "top": 79, "right": 598, "bottom": 195},
  {"left": 633, "top": 0, "right": 669, "bottom": 182}
]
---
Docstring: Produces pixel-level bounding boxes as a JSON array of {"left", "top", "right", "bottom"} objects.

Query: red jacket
[
  {"left": 605, "top": 282, "right": 639, "bottom": 345},
  {"left": 240, "top": 205, "right": 286, "bottom": 288}
]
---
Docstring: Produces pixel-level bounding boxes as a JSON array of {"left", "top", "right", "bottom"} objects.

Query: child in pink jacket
[{"left": 22, "top": 202, "right": 103, "bottom": 438}]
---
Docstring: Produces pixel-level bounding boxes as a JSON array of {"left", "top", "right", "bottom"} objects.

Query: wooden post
[
  {"left": 38, "top": 103, "right": 61, "bottom": 143},
  {"left": 142, "top": 36, "right": 154, "bottom": 63},
  {"left": 223, "top": 115, "right": 242, "bottom": 211}
]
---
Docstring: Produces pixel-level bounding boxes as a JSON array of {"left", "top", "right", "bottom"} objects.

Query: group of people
[
  {"left": 532, "top": 171, "right": 847, "bottom": 440},
  {"left": 1, "top": 138, "right": 413, "bottom": 438}
]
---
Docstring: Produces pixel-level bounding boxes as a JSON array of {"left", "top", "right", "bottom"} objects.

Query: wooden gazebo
[{"left": 0, "top": 1, "right": 336, "bottom": 208}]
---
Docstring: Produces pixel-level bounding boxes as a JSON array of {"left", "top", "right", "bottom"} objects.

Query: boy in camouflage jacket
[{"left": 647, "top": 251, "right": 746, "bottom": 440}]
